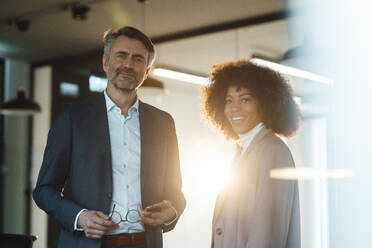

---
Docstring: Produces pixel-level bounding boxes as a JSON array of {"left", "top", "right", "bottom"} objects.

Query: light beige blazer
[{"left": 212, "top": 127, "right": 301, "bottom": 248}]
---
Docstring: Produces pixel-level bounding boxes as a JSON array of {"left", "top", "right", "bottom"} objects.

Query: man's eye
[
  {"left": 242, "top": 98, "right": 250, "bottom": 103},
  {"left": 225, "top": 99, "right": 232, "bottom": 104}
]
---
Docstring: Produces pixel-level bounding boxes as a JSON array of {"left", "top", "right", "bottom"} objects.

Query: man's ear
[
  {"left": 144, "top": 66, "right": 151, "bottom": 80},
  {"left": 102, "top": 55, "right": 108, "bottom": 73}
]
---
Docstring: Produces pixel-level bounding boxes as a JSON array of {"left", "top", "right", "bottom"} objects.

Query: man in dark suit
[{"left": 33, "top": 26, "right": 186, "bottom": 248}]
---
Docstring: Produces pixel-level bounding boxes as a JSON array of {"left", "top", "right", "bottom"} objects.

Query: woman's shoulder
[
  {"left": 255, "top": 131, "right": 295, "bottom": 167},
  {"left": 261, "top": 132, "right": 290, "bottom": 151}
]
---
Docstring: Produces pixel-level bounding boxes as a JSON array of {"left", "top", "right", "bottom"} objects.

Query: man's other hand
[
  {"left": 138, "top": 200, "right": 177, "bottom": 227},
  {"left": 78, "top": 210, "right": 118, "bottom": 238}
]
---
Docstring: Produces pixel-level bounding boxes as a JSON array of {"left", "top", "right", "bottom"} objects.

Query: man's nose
[{"left": 122, "top": 57, "right": 134, "bottom": 69}]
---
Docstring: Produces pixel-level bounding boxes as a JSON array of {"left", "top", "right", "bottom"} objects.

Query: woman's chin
[
  {"left": 233, "top": 127, "right": 249, "bottom": 135},
  {"left": 234, "top": 125, "right": 259, "bottom": 135}
]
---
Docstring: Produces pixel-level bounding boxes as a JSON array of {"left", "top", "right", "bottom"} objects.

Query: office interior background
[{"left": 1, "top": 0, "right": 372, "bottom": 247}]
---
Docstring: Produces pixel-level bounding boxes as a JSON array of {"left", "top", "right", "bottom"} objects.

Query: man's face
[{"left": 103, "top": 35, "right": 151, "bottom": 92}]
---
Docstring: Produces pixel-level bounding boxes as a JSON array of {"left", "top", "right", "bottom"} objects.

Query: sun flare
[{"left": 181, "top": 140, "right": 235, "bottom": 198}]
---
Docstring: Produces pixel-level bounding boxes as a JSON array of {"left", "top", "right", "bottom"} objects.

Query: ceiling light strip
[
  {"left": 152, "top": 68, "right": 208, "bottom": 85},
  {"left": 251, "top": 58, "right": 334, "bottom": 85}
]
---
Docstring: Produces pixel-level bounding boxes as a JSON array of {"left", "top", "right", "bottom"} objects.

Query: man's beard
[{"left": 108, "top": 67, "right": 143, "bottom": 92}]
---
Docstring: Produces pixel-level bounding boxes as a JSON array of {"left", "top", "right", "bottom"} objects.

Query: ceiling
[
  {"left": 0, "top": 0, "right": 291, "bottom": 62},
  {"left": 0, "top": 0, "right": 329, "bottom": 103}
]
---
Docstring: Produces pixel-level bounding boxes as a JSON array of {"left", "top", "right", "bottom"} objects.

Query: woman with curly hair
[{"left": 202, "top": 60, "right": 301, "bottom": 248}]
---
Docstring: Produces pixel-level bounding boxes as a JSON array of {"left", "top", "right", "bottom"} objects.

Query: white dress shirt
[
  {"left": 104, "top": 91, "right": 144, "bottom": 234},
  {"left": 74, "top": 91, "right": 143, "bottom": 233}
]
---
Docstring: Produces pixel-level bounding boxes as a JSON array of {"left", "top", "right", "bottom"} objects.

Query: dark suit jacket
[{"left": 33, "top": 94, "right": 186, "bottom": 248}]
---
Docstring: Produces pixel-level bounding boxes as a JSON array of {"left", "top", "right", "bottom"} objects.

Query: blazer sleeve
[
  {"left": 245, "top": 142, "right": 301, "bottom": 248},
  {"left": 161, "top": 116, "right": 186, "bottom": 232},
  {"left": 33, "top": 105, "right": 83, "bottom": 233}
]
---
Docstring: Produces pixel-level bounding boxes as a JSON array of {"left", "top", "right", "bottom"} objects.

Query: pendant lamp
[{"left": 0, "top": 86, "right": 41, "bottom": 116}]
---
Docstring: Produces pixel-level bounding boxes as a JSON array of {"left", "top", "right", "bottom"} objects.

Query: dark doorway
[{"left": 0, "top": 57, "right": 4, "bottom": 234}]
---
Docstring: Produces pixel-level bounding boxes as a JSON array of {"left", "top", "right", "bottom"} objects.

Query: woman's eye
[
  {"left": 242, "top": 98, "right": 250, "bottom": 103},
  {"left": 225, "top": 99, "right": 232, "bottom": 104}
]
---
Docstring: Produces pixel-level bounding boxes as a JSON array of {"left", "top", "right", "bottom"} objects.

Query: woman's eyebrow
[{"left": 238, "top": 93, "right": 252, "bottom": 97}]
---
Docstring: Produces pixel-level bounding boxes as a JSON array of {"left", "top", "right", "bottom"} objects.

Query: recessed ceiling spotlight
[{"left": 71, "top": 5, "right": 90, "bottom": 21}]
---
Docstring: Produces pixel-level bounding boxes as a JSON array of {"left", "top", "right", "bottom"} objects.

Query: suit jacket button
[
  {"left": 108, "top": 194, "right": 112, "bottom": 199},
  {"left": 216, "top": 227, "right": 223, "bottom": 235}
]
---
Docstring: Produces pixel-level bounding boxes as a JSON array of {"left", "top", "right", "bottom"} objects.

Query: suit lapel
[
  {"left": 139, "top": 101, "right": 154, "bottom": 191},
  {"left": 89, "top": 94, "right": 113, "bottom": 191}
]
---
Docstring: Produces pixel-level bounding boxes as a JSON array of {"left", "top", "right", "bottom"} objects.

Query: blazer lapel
[
  {"left": 237, "top": 127, "right": 271, "bottom": 163},
  {"left": 139, "top": 101, "right": 154, "bottom": 191},
  {"left": 213, "top": 127, "right": 271, "bottom": 223},
  {"left": 89, "top": 94, "right": 113, "bottom": 191}
]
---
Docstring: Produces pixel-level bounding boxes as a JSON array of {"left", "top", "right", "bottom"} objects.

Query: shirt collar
[{"left": 104, "top": 90, "right": 139, "bottom": 114}]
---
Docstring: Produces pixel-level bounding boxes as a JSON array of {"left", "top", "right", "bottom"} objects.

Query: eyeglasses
[{"left": 109, "top": 204, "right": 140, "bottom": 224}]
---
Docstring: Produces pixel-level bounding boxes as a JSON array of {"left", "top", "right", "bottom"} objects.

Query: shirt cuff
[
  {"left": 164, "top": 204, "right": 178, "bottom": 226},
  {"left": 74, "top": 209, "right": 88, "bottom": 231}
]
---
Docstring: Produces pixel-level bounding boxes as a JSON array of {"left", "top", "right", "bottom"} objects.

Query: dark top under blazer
[{"left": 33, "top": 93, "right": 186, "bottom": 248}]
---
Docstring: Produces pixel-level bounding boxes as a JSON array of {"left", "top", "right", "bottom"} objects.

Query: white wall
[
  {"left": 287, "top": 1, "right": 372, "bottom": 247},
  {"left": 288, "top": 117, "right": 329, "bottom": 248},
  {"left": 30, "top": 65, "right": 52, "bottom": 248}
]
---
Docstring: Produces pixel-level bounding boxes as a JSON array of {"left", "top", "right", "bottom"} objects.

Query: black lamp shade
[
  {"left": 0, "top": 89, "right": 41, "bottom": 115},
  {"left": 0, "top": 233, "right": 37, "bottom": 247}
]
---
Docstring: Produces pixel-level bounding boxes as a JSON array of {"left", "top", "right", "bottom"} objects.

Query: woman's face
[{"left": 224, "top": 86, "right": 262, "bottom": 135}]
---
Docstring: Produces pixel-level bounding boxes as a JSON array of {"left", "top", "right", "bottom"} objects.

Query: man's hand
[
  {"left": 77, "top": 210, "right": 118, "bottom": 239},
  {"left": 138, "top": 200, "right": 177, "bottom": 227}
]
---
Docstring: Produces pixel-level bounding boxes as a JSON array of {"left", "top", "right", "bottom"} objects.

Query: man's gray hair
[{"left": 103, "top": 26, "right": 155, "bottom": 66}]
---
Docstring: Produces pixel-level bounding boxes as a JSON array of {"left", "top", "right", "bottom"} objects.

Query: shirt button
[
  {"left": 123, "top": 163, "right": 127, "bottom": 168},
  {"left": 123, "top": 142, "right": 127, "bottom": 146},
  {"left": 126, "top": 185, "right": 129, "bottom": 189},
  {"left": 216, "top": 227, "right": 223, "bottom": 235}
]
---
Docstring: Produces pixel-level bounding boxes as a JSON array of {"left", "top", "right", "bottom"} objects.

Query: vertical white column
[
  {"left": 30, "top": 65, "right": 52, "bottom": 248},
  {"left": 288, "top": 117, "right": 329, "bottom": 248}
]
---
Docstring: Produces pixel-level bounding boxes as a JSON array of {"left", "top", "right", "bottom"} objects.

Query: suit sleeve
[
  {"left": 161, "top": 116, "right": 186, "bottom": 232},
  {"left": 246, "top": 143, "right": 301, "bottom": 248},
  {"left": 33, "top": 105, "right": 83, "bottom": 233}
]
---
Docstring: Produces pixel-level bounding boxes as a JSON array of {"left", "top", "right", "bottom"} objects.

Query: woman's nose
[{"left": 230, "top": 102, "right": 240, "bottom": 111}]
